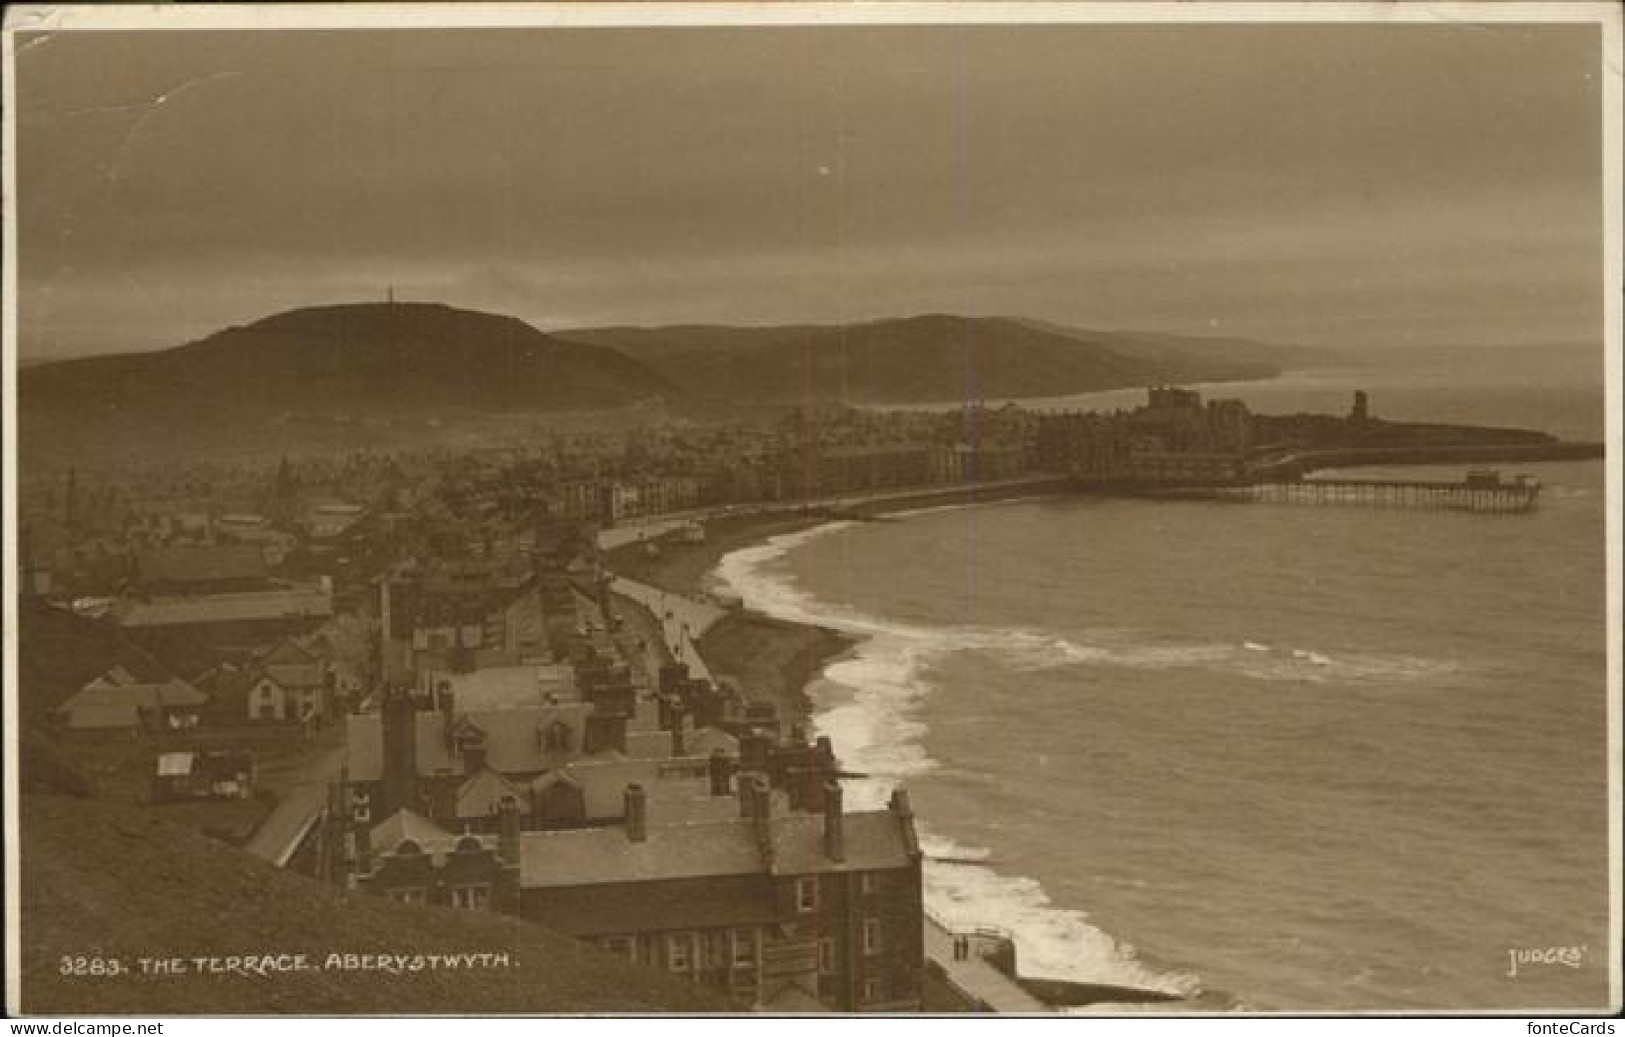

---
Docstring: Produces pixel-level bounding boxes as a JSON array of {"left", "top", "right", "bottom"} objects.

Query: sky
[{"left": 11, "top": 18, "right": 1608, "bottom": 360}]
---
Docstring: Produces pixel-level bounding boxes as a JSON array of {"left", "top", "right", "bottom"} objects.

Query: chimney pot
[
  {"left": 752, "top": 776, "right": 775, "bottom": 864},
  {"left": 753, "top": 776, "right": 773, "bottom": 824},
  {"left": 708, "top": 749, "right": 732, "bottom": 796},
  {"left": 816, "top": 735, "right": 834, "bottom": 764},
  {"left": 497, "top": 794, "right": 521, "bottom": 865},
  {"left": 823, "top": 780, "right": 845, "bottom": 863},
  {"left": 625, "top": 783, "right": 648, "bottom": 842}
]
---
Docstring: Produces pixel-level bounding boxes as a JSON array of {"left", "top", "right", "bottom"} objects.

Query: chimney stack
[
  {"left": 823, "top": 780, "right": 845, "bottom": 863},
  {"left": 439, "top": 681, "right": 458, "bottom": 752},
  {"left": 708, "top": 749, "right": 732, "bottom": 796},
  {"left": 888, "top": 787, "right": 913, "bottom": 819},
  {"left": 380, "top": 686, "right": 418, "bottom": 816},
  {"left": 670, "top": 710, "right": 687, "bottom": 757},
  {"left": 354, "top": 811, "right": 373, "bottom": 875},
  {"left": 738, "top": 772, "right": 755, "bottom": 817},
  {"left": 752, "top": 775, "right": 774, "bottom": 864},
  {"left": 889, "top": 786, "right": 920, "bottom": 858},
  {"left": 741, "top": 731, "right": 770, "bottom": 773},
  {"left": 497, "top": 794, "right": 521, "bottom": 865},
  {"left": 625, "top": 783, "right": 648, "bottom": 842},
  {"left": 785, "top": 767, "right": 806, "bottom": 811}
]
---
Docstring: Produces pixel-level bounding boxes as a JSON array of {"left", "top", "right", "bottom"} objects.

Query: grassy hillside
[
  {"left": 559, "top": 314, "right": 1301, "bottom": 405},
  {"left": 19, "top": 795, "right": 734, "bottom": 1014},
  {"left": 21, "top": 302, "right": 675, "bottom": 425},
  {"left": 16, "top": 598, "right": 163, "bottom": 730}
]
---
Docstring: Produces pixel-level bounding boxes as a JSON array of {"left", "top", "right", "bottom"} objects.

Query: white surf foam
[
  {"left": 716, "top": 525, "right": 1461, "bottom": 689},
  {"left": 715, "top": 522, "right": 1197, "bottom": 995},
  {"left": 712, "top": 520, "right": 1463, "bottom": 996}
]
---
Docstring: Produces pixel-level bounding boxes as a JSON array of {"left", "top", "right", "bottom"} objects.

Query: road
[
  {"left": 242, "top": 740, "right": 348, "bottom": 866},
  {"left": 610, "top": 576, "right": 725, "bottom": 684},
  {"left": 594, "top": 475, "right": 1070, "bottom": 551}
]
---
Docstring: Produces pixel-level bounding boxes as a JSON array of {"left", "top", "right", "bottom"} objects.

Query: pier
[{"left": 1244, "top": 470, "right": 1540, "bottom": 513}]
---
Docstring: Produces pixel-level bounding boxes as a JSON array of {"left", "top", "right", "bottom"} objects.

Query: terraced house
[{"left": 348, "top": 776, "right": 924, "bottom": 1011}]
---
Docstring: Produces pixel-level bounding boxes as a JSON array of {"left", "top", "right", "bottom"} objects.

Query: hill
[
  {"left": 18, "top": 794, "right": 733, "bottom": 1014},
  {"left": 20, "top": 302, "right": 675, "bottom": 426},
  {"left": 16, "top": 598, "right": 167, "bottom": 731},
  {"left": 557, "top": 315, "right": 1304, "bottom": 405}
]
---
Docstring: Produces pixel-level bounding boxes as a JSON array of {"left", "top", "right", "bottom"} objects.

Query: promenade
[
  {"left": 923, "top": 915, "right": 1049, "bottom": 1013},
  {"left": 610, "top": 575, "right": 725, "bottom": 684},
  {"left": 594, "top": 474, "right": 1069, "bottom": 551}
]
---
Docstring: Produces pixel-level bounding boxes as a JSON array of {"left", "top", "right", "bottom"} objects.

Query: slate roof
[
  {"left": 518, "top": 808, "right": 915, "bottom": 889},
  {"left": 95, "top": 666, "right": 140, "bottom": 688},
  {"left": 115, "top": 587, "right": 333, "bottom": 628},
  {"left": 455, "top": 769, "right": 524, "bottom": 821},
  {"left": 552, "top": 758, "right": 724, "bottom": 821},
  {"left": 368, "top": 809, "right": 489, "bottom": 856},
  {"left": 346, "top": 704, "right": 602, "bottom": 783},
  {"left": 55, "top": 677, "right": 208, "bottom": 730},
  {"left": 622, "top": 725, "right": 739, "bottom": 761},
  {"left": 258, "top": 638, "right": 319, "bottom": 667},
  {"left": 475, "top": 705, "right": 596, "bottom": 773},
  {"left": 519, "top": 821, "right": 764, "bottom": 888},
  {"left": 767, "top": 811, "right": 917, "bottom": 875},
  {"left": 442, "top": 664, "right": 578, "bottom": 711}
]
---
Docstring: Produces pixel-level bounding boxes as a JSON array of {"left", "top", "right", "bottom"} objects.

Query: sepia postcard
[{"left": 3, "top": 1, "right": 1621, "bottom": 1022}]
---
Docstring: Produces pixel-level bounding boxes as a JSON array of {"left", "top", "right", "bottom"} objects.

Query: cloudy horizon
[{"left": 12, "top": 21, "right": 1607, "bottom": 361}]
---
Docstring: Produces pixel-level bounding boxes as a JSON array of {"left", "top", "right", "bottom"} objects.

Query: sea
[{"left": 713, "top": 354, "right": 1614, "bottom": 1013}]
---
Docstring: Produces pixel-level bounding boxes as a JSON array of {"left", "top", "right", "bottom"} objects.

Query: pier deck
[{"left": 1245, "top": 474, "right": 1539, "bottom": 513}]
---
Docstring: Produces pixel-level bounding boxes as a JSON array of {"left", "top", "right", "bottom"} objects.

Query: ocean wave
[
  {"left": 721, "top": 534, "right": 1457, "bottom": 688},
  {"left": 920, "top": 820, "right": 1201, "bottom": 996},
  {"left": 712, "top": 522, "right": 1458, "bottom": 1000},
  {"left": 715, "top": 523, "right": 1197, "bottom": 996},
  {"left": 980, "top": 629, "right": 1461, "bottom": 687}
]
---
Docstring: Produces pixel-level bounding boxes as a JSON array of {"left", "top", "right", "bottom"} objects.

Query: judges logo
[{"left": 1506, "top": 944, "right": 1587, "bottom": 979}]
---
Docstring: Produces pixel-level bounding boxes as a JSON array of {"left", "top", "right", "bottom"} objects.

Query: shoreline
[
  {"left": 605, "top": 486, "right": 1212, "bottom": 1009},
  {"left": 598, "top": 442, "right": 1607, "bottom": 723},
  {"left": 603, "top": 478, "right": 1072, "bottom": 726}
]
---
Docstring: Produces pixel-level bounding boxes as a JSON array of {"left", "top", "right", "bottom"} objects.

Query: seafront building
[{"left": 1036, "top": 386, "right": 1254, "bottom": 484}]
